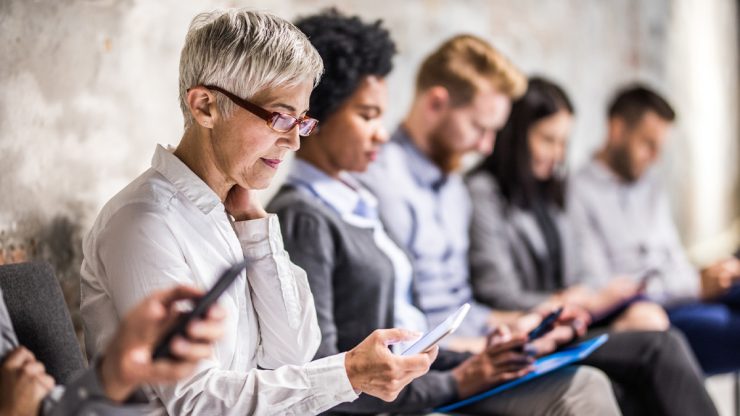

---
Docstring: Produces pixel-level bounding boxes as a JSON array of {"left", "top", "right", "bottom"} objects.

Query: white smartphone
[{"left": 400, "top": 303, "right": 471, "bottom": 356}]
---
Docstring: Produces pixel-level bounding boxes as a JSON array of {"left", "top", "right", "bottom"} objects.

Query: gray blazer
[
  {"left": 268, "top": 185, "right": 467, "bottom": 414},
  {"left": 466, "top": 171, "right": 582, "bottom": 311}
]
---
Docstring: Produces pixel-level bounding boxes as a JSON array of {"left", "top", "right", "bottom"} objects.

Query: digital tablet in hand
[
  {"left": 152, "top": 260, "right": 247, "bottom": 360},
  {"left": 400, "top": 303, "right": 470, "bottom": 356}
]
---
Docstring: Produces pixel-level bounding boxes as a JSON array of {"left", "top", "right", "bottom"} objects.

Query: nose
[
  {"left": 554, "top": 142, "right": 566, "bottom": 164},
  {"left": 279, "top": 127, "right": 301, "bottom": 151},
  {"left": 476, "top": 131, "right": 496, "bottom": 155},
  {"left": 373, "top": 124, "right": 390, "bottom": 144}
]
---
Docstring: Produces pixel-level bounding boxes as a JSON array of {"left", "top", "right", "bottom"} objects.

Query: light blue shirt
[
  {"left": 359, "top": 128, "right": 492, "bottom": 337},
  {"left": 287, "top": 159, "right": 428, "bottom": 341}
]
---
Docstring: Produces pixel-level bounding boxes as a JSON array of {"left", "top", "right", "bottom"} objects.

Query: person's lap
[
  {"left": 668, "top": 296, "right": 740, "bottom": 375},
  {"left": 455, "top": 366, "right": 620, "bottom": 416},
  {"left": 580, "top": 329, "right": 717, "bottom": 416}
]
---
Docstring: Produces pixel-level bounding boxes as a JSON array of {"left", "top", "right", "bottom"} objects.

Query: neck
[
  {"left": 402, "top": 103, "right": 434, "bottom": 159},
  {"left": 174, "top": 127, "right": 234, "bottom": 201},
  {"left": 296, "top": 137, "right": 341, "bottom": 179},
  {"left": 595, "top": 145, "right": 620, "bottom": 178}
]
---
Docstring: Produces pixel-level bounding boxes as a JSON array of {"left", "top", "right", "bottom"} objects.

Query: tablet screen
[{"left": 401, "top": 303, "right": 470, "bottom": 356}]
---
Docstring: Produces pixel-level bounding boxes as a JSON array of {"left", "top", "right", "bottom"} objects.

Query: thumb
[{"left": 375, "top": 328, "right": 422, "bottom": 345}]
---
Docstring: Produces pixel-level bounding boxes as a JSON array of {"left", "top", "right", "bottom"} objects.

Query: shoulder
[
  {"left": 96, "top": 169, "right": 179, "bottom": 224},
  {"left": 268, "top": 186, "right": 341, "bottom": 240},
  {"left": 466, "top": 169, "right": 503, "bottom": 201},
  {"left": 358, "top": 141, "right": 414, "bottom": 199},
  {"left": 87, "top": 169, "right": 183, "bottom": 244},
  {"left": 568, "top": 161, "right": 605, "bottom": 203},
  {"left": 570, "top": 162, "right": 596, "bottom": 188}
]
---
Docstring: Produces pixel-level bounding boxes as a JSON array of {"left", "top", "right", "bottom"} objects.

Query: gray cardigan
[
  {"left": 268, "top": 185, "right": 467, "bottom": 414},
  {"left": 466, "top": 171, "right": 582, "bottom": 311}
]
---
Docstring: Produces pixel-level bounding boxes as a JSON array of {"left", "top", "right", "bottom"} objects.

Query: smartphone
[
  {"left": 527, "top": 307, "right": 563, "bottom": 341},
  {"left": 400, "top": 303, "right": 470, "bottom": 356},
  {"left": 152, "top": 260, "right": 247, "bottom": 360},
  {"left": 637, "top": 268, "right": 659, "bottom": 292}
]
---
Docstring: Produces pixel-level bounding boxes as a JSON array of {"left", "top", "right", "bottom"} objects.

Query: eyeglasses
[{"left": 201, "top": 85, "right": 319, "bottom": 136}]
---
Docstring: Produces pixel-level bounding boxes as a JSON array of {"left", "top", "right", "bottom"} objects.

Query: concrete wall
[{"left": 0, "top": 0, "right": 738, "bottom": 326}]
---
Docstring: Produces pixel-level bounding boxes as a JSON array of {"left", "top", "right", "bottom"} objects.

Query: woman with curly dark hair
[{"left": 267, "top": 10, "right": 621, "bottom": 416}]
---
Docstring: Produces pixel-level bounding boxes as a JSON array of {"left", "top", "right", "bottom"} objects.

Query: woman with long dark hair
[{"left": 467, "top": 77, "right": 669, "bottom": 331}]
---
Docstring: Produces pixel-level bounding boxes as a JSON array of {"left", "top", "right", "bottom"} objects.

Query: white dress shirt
[{"left": 80, "top": 145, "right": 357, "bottom": 415}]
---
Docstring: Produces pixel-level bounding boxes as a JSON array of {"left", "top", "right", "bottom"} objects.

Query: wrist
[
  {"left": 343, "top": 350, "right": 361, "bottom": 393},
  {"left": 98, "top": 355, "right": 135, "bottom": 403},
  {"left": 451, "top": 358, "right": 478, "bottom": 398}
]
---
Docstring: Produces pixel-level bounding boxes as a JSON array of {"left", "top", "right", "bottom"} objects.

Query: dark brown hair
[
  {"left": 474, "top": 77, "right": 574, "bottom": 209},
  {"left": 608, "top": 85, "right": 675, "bottom": 126}
]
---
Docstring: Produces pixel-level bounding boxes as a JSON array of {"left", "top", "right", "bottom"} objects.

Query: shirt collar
[
  {"left": 587, "top": 157, "right": 621, "bottom": 184},
  {"left": 287, "top": 159, "right": 378, "bottom": 221},
  {"left": 391, "top": 127, "right": 447, "bottom": 191},
  {"left": 151, "top": 144, "right": 223, "bottom": 214}
]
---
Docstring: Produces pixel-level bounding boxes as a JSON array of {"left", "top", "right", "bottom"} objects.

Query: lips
[
  {"left": 260, "top": 158, "right": 282, "bottom": 169},
  {"left": 366, "top": 150, "right": 379, "bottom": 162}
]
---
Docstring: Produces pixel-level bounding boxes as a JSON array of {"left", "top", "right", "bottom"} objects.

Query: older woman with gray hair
[{"left": 80, "top": 9, "right": 436, "bottom": 415}]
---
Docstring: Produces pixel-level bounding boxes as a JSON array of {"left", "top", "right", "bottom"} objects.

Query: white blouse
[{"left": 80, "top": 145, "right": 357, "bottom": 415}]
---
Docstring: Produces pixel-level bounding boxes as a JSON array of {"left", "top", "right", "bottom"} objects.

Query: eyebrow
[
  {"left": 356, "top": 104, "right": 382, "bottom": 113},
  {"left": 271, "top": 102, "right": 308, "bottom": 116}
]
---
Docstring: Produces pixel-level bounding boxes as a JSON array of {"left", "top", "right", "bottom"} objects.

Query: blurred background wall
[{"left": 0, "top": 0, "right": 738, "bottom": 358}]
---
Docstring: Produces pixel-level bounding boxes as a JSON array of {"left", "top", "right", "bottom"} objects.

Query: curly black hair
[{"left": 295, "top": 9, "right": 396, "bottom": 123}]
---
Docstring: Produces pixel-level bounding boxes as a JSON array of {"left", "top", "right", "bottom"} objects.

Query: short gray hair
[{"left": 178, "top": 9, "right": 324, "bottom": 128}]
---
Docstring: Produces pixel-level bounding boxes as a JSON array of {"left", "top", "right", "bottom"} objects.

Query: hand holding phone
[
  {"left": 637, "top": 269, "right": 659, "bottom": 292},
  {"left": 152, "top": 260, "right": 247, "bottom": 360},
  {"left": 527, "top": 307, "right": 564, "bottom": 341}
]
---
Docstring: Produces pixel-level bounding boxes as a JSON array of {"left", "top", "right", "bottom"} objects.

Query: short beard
[
  {"left": 607, "top": 145, "right": 637, "bottom": 182},
  {"left": 428, "top": 129, "right": 463, "bottom": 174}
]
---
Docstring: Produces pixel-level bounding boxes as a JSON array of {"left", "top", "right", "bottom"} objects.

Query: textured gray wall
[{"left": 0, "top": 0, "right": 737, "bottom": 324}]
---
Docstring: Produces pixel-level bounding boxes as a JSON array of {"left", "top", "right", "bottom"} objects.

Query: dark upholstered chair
[{"left": 0, "top": 261, "right": 85, "bottom": 384}]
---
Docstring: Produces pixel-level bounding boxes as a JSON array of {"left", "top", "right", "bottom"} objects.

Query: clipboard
[{"left": 434, "top": 334, "right": 610, "bottom": 413}]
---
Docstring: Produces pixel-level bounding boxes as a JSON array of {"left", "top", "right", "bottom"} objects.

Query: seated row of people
[
  {"left": 269, "top": 11, "right": 720, "bottom": 415},
  {"left": 4, "top": 6, "right": 735, "bottom": 416},
  {"left": 467, "top": 76, "right": 740, "bottom": 376}
]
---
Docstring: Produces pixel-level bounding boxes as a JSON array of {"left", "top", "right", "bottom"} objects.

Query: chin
[
  {"left": 245, "top": 175, "right": 275, "bottom": 190},
  {"left": 353, "top": 162, "right": 370, "bottom": 173},
  {"left": 251, "top": 180, "right": 272, "bottom": 190}
]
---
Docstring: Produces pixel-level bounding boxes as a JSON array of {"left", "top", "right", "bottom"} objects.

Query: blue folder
[{"left": 434, "top": 334, "right": 610, "bottom": 413}]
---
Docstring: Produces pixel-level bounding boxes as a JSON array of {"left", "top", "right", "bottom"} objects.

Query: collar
[
  {"left": 587, "top": 157, "right": 622, "bottom": 185},
  {"left": 151, "top": 144, "right": 222, "bottom": 214},
  {"left": 391, "top": 127, "right": 447, "bottom": 191},
  {"left": 287, "top": 159, "right": 378, "bottom": 221}
]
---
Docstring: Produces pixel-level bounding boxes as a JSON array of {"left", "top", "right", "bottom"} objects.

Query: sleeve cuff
[
  {"left": 305, "top": 353, "right": 359, "bottom": 405},
  {"left": 233, "top": 214, "right": 303, "bottom": 329},
  {"left": 233, "top": 214, "right": 286, "bottom": 260}
]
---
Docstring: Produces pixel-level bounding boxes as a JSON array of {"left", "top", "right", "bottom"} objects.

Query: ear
[
  {"left": 187, "top": 87, "right": 218, "bottom": 128},
  {"left": 426, "top": 86, "right": 451, "bottom": 113},
  {"left": 607, "top": 117, "right": 626, "bottom": 144}
]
